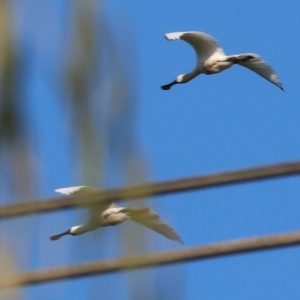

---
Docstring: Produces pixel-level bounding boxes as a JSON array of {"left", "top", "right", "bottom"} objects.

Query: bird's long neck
[
  {"left": 71, "top": 224, "right": 96, "bottom": 235},
  {"left": 50, "top": 224, "right": 98, "bottom": 241},
  {"left": 181, "top": 68, "right": 201, "bottom": 83}
]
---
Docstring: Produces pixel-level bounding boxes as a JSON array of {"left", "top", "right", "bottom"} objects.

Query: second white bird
[{"left": 50, "top": 186, "right": 183, "bottom": 244}]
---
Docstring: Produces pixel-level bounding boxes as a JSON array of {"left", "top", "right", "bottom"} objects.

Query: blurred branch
[
  {"left": 0, "top": 1, "right": 34, "bottom": 199},
  {"left": 65, "top": 1, "right": 103, "bottom": 186},
  {"left": 1, "top": 230, "right": 300, "bottom": 288},
  {"left": 0, "top": 0, "right": 20, "bottom": 145},
  {"left": 0, "top": 160, "right": 300, "bottom": 219}
]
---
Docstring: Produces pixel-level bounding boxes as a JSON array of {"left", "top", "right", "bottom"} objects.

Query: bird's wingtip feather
[
  {"left": 55, "top": 186, "right": 86, "bottom": 195},
  {"left": 164, "top": 32, "right": 184, "bottom": 41}
]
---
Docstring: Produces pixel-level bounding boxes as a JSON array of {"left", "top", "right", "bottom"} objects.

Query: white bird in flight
[
  {"left": 50, "top": 186, "right": 183, "bottom": 244},
  {"left": 161, "top": 31, "right": 283, "bottom": 91}
]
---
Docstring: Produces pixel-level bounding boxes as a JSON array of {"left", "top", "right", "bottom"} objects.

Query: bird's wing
[
  {"left": 55, "top": 186, "right": 112, "bottom": 227},
  {"left": 165, "top": 31, "right": 225, "bottom": 64},
  {"left": 236, "top": 53, "right": 283, "bottom": 90},
  {"left": 55, "top": 186, "right": 101, "bottom": 197},
  {"left": 122, "top": 207, "right": 183, "bottom": 244}
]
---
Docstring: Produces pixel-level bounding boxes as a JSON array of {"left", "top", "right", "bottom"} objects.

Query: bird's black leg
[
  {"left": 226, "top": 55, "right": 255, "bottom": 64},
  {"left": 237, "top": 55, "right": 255, "bottom": 62}
]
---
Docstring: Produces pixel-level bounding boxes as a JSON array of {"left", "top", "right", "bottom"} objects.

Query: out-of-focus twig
[
  {"left": 1, "top": 230, "right": 300, "bottom": 288},
  {"left": 0, "top": 160, "right": 300, "bottom": 219}
]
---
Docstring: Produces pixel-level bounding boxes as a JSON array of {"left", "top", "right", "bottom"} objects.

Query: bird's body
[
  {"left": 161, "top": 31, "right": 283, "bottom": 90},
  {"left": 50, "top": 186, "right": 183, "bottom": 244},
  {"left": 100, "top": 206, "right": 129, "bottom": 226}
]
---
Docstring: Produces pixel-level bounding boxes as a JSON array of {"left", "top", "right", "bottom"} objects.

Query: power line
[
  {"left": 0, "top": 160, "right": 300, "bottom": 219},
  {"left": 1, "top": 230, "right": 300, "bottom": 288}
]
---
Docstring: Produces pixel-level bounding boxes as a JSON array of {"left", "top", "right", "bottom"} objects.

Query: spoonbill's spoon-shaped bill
[
  {"left": 50, "top": 186, "right": 183, "bottom": 244},
  {"left": 161, "top": 31, "right": 283, "bottom": 91}
]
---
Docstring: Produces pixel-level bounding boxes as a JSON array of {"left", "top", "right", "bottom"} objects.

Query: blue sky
[
  {"left": 3, "top": 0, "right": 300, "bottom": 299},
  {"left": 108, "top": 0, "right": 300, "bottom": 299}
]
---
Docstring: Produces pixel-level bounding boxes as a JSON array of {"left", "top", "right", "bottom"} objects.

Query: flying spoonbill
[
  {"left": 50, "top": 186, "right": 183, "bottom": 244},
  {"left": 161, "top": 31, "right": 283, "bottom": 91}
]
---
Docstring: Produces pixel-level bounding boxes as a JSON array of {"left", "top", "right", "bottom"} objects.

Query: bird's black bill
[
  {"left": 161, "top": 80, "right": 177, "bottom": 90},
  {"left": 50, "top": 229, "right": 71, "bottom": 241}
]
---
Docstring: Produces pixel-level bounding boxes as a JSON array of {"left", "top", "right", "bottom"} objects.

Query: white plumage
[
  {"left": 161, "top": 31, "right": 283, "bottom": 91},
  {"left": 55, "top": 186, "right": 86, "bottom": 195},
  {"left": 50, "top": 186, "right": 183, "bottom": 244}
]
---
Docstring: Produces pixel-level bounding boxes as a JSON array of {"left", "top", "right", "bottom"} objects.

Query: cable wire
[
  {"left": 1, "top": 230, "right": 300, "bottom": 288},
  {"left": 0, "top": 160, "right": 300, "bottom": 219}
]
